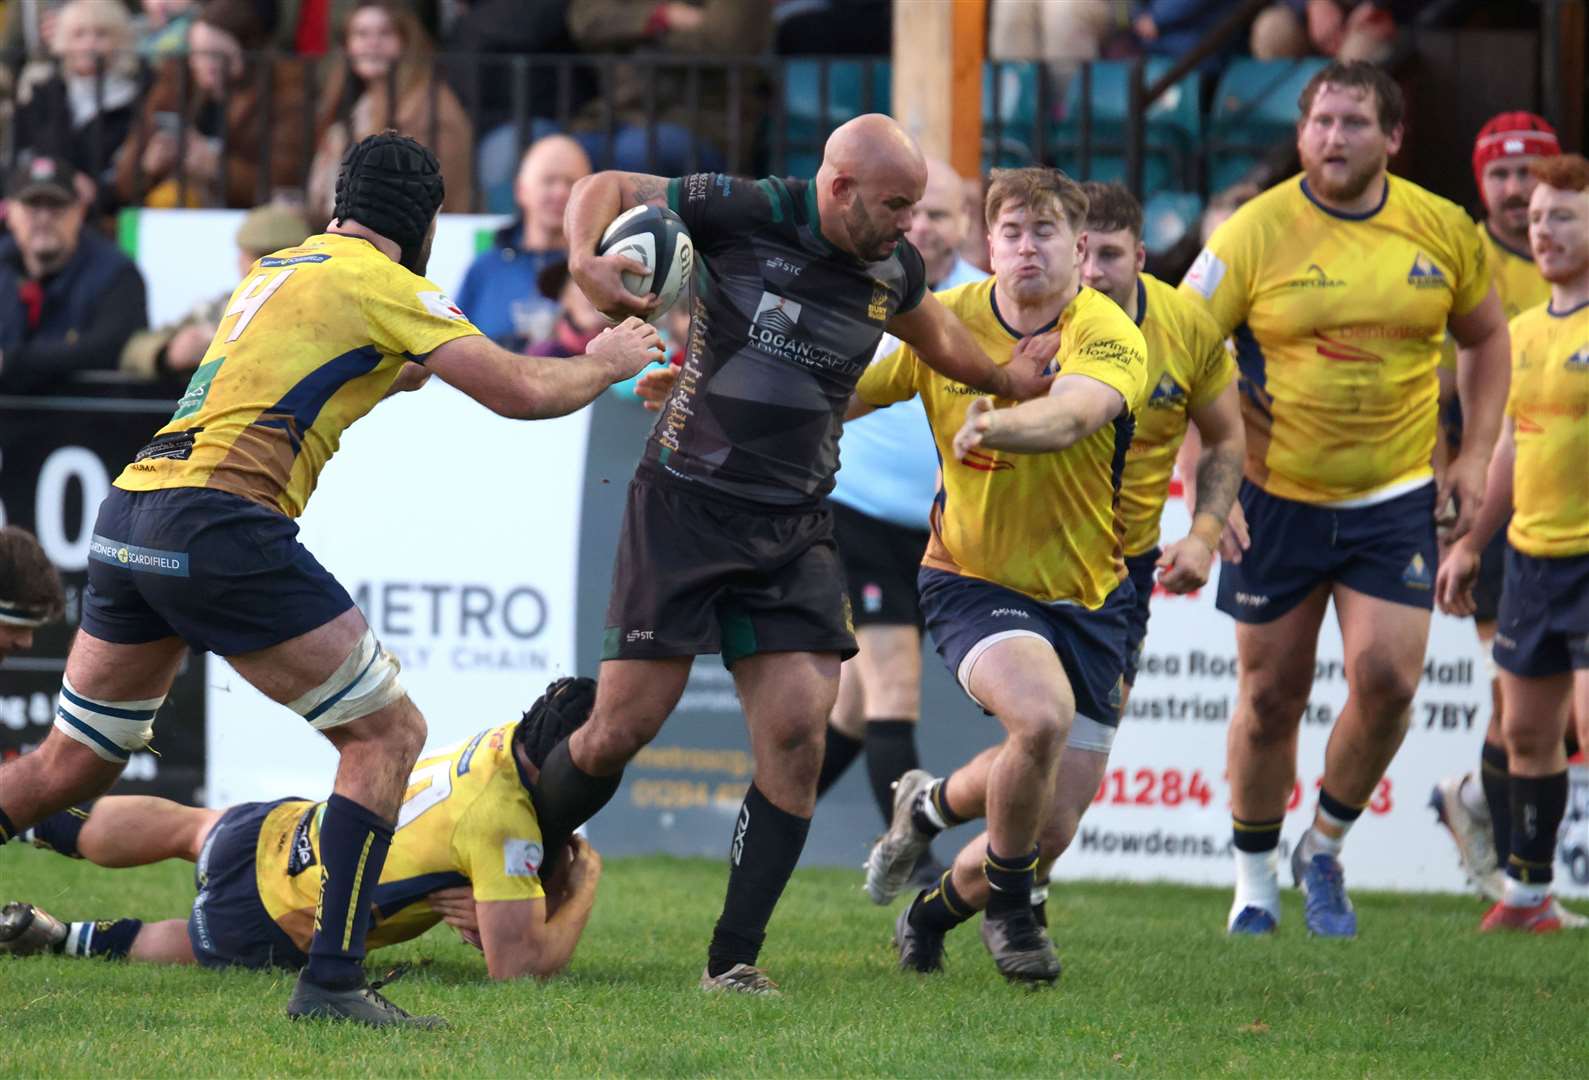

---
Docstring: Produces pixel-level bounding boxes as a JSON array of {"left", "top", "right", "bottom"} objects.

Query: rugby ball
[{"left": 597, "top": 204, "right": 694, "bottom": 323}]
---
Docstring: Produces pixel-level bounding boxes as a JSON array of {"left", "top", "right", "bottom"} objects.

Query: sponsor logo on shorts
[
  {"left": 504, "top": 838, "right": 544, "bottom": 878},
  {"left": 862, "top": 582, "right": 883, "bottom": 614},
  {"left": 989, "top": 607, "right": 1031, "bottom": 618},
  {"left": 1234, "top": 591, "right": 1269, "bottom": 608},
  {"left": 625, "top": 629, "right": 655, "bottom": 643},
  {"left": 88, "top": 535, "right": 189, "bottom": 577},
  {"left": 1494, "top": 632, "right": 1518, "bottom": 650},
  {"left": 1402, "top": 552, "right": 1433, "bottom": 590},
  {"left": 1406, "top": 252, "right": 1447, "bottom": 289}
]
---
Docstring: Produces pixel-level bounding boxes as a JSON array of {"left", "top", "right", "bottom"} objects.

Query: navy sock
[
  {"left": 983, "top": 846, "right": 1038, "bottom": 919},
  {"left": 0, "top": 805, "right": 16, "bottom": 845},
  {"left": 304, "top": 794, "right": 393, "bottom": 991},
  {"left": 908, "top": 871, "right": 974, "bottom": 934},
  {"left": 814, "top": 725, "right": 863, "bottom": 798},
  {"left": 1480, "top": 741, "right": 1511, "bottom": 864},
  {"left": 707, "top": 784, "right": 810, "bottom": 977},
  {"left": 1507, "top": 771, "right": 1568, "bottom": 886},
  {"left": 863, "top": 720, "right": 920, "bottom": 825},
  {"left": 1232, "top": 815, "right": 1283, "bottom": 853},
  {"left": 25, "top": 805, "right": 92, "bottom": 858},
  {"left": 64, "top": 918, "right": 143, "bottom": 959}
]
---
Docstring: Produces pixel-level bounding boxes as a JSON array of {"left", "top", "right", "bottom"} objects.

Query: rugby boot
[
  {"left": 286, "top": 973, "right": 446, "bottom": 1028},
  {"left": 1429, "top": 775, "right": 1504, "bottom": 902},
  {"left": 980, "top": 908, "right": 1061, "bottom": 986},
  {"left": 1479, "top": 897, "right": 1563, "bottom": 934},
  {"left": 1227, "top": 905, "right": 1278, "bottom": 936},
  {"left": 698, "top": 963, "right": 781, "bottom": 995},
  {"left": 893, "top": 903, "right": 946, "bottom": 974},
  {"left": 865, "top": 769, "right": 936, "bottom": 905},
  {"left": 1549, "top": 898, "right": 1588, "bottom": 929},
  {"left": 1291, "top": 848, "right": 1357, "bottom": 938},
  {"left": 0, "top": 902, "right": 67, "bottom": 956}
]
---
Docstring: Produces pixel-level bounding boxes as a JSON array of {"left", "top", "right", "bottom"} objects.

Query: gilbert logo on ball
[{"left": 597, "top": 205, "right": 694, "bottom": 324}]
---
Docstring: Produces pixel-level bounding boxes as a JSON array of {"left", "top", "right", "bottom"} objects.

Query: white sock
[
  {"left": 917, "top": 779, "right": 951, "bottom": 831},
  {"left": 1458, "top": 773, "right": 1489, "bottom": 817},
  {"left": 1030, "top": 884, "right": 1049, "bottom": 907},
  {"left": 1503, "top": 875, "right": 1548, "bottom": 908},
  {"left": 1300, "top": 825, "right": 1344, "bottom": 859},
  {"left": 1230, "top": 848, "right": 1280, "bottom": 925},
  {"left": 64, "top": 921, "right": 94, "bottom": 957}
]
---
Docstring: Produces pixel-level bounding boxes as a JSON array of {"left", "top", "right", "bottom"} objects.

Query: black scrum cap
[{"left": 332, "top": 131, "right": 444, "bottom": 261}]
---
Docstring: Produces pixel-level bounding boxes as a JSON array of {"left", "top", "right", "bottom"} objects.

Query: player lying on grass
[{"left": 1, "top": 679, "right": 600, "bottom": 980}]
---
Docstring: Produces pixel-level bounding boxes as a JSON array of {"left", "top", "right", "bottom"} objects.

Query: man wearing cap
[
  {"left": 0, "top": 526, "right": 66, "bottom": 666},
  {"left": 120, "top": 204, "right": 313, "bottom": 379},
  {"left": 0, "top": 132, "right": 663, "bottom": 1027},
  {"left": 1428, "top": 114, "right": 1586, "bottom": 919},
  {"left": 0, "top": 153, "right": 148, "bottom": 392}
]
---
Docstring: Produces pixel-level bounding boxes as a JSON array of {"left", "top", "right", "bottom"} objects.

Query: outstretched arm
[
  {"left": 952, "top": 373, "right": 1125, "bottom": 459},
  {"left": 886, "top": 293, "right": 1055, "bottom": 402},
  {"left": 426, "top": 320, "right": 663, "bottom": 420}
]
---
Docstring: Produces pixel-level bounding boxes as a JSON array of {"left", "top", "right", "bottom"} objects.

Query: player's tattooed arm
[
  {"left": 565, "top": 170, "right": 673, "bottom": 319},
  {"left": 1186, "top": 382, "right": 1245, "bottom": 545},
  {"left": 617, "top": 172, "right": 670, "bottom": 209}
]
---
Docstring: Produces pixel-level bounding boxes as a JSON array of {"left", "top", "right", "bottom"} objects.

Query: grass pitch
[{"left": 1, "top": 845, "right": 1586, "bottom": 1078}]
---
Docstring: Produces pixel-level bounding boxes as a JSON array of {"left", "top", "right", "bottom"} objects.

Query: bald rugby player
[{"left": 532, "top": 115, "right": 1054, "bottom": 994}]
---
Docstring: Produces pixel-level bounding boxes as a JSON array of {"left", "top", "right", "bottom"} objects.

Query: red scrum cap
[{"left": 1472, "top": 112, "right": 1560, "bottom": 192}]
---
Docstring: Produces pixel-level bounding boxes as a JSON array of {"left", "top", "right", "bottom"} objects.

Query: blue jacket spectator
[
  {"left": 0, "top": 155, "right": 147, "bottom": 392},
  {"left": 455, "top": 134, "right": 590, "bottom": 345}
]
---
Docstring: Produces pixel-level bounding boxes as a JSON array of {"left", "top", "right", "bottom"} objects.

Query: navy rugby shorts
[{"left": 81, "top": 488, "right": 354, "bottom": 655}]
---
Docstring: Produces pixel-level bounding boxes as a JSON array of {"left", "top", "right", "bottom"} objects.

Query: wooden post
[{"left": 892, "top": 0, "right": 985, "bottom": 176}]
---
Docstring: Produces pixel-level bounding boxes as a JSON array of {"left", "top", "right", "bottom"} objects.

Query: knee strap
[
  {"left": 54, "top": 677, "right": 162, "bottom": 763},
  {"left": 289, "top": 628, "right": 405, "bottom": 730}
]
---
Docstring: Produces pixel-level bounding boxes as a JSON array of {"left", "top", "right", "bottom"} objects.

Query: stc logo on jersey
[{"left": 748, "top": 291, "right": 858, "bottom": 373}]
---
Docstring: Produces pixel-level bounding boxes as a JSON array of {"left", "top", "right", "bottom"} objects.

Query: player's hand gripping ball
[{"left": 596, "top": 205, "right": 694, "bottom": 324}]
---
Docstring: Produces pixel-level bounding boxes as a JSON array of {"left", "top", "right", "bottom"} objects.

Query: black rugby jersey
[{"left": 647, "top": 173, "right": 927, "bottom": 506}]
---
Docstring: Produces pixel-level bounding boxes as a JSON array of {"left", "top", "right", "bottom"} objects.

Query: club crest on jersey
[
  {"left": 1406, "top": 253, "right": 1447, "bottom": 289},
  {"left": 1565, "top": 347, "right": 1589, "bottom": 372},
  {"left": 1402, "top": 552, "right": 1432, "bottom": 589},
  {"left": 868, "top": 285, "right": 889, "bottom": 322},
  {"left": 1147, "top": 373, "right": 1187, "bottom": 409}
]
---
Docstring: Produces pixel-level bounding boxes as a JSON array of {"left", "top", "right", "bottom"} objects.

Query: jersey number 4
[{"left": 224, "top": 267, "right": 297, "bottom": 342}]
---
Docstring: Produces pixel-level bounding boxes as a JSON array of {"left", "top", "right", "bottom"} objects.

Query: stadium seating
[{"left": 1142, "top": 190, "right": 1204, "bottom": 255}]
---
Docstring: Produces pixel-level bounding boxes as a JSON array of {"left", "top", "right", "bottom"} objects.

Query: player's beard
[
  {"left": 1304, "top": 152, "right": 1385, "bottom": 206},
  {"left": 844, "top": 201, "right": 903, "bottom": 263}
]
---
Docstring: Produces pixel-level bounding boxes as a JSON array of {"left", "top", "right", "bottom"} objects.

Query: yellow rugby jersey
[
  {"left": 856, "top": 278, "right": 1148, "bottom": 607},
  {"left": 1118, "top": 273, "right": 1236, "bottom": 556},
  {"left": 1439, "top": 220, "right": 1549, "bottom": 372},
  {"left": 116, "top": 234, "right": 481, "bottom": 517},
  {"left": 1180, "top": 174, "right": 1491, "bottom": 505},
  {"left": 255, "top": 722, "right": 546, "bottom": 952},
  {"left": 1505, "top": 300, "right": 1589, "bottom": 558}
]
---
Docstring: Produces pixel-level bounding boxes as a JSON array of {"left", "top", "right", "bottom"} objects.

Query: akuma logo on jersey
[
  {"left": 1406, "top": 253, "right": 1447, "bottom": 289},
  {"left": 1147, "top": 374, "right": 1187, "bottom": 409},
  {"left": 418, "top": 290, "right": 467, "bottom": 320},
  {"left": 748, "top": 291, "right": 858, "bottom": 373},
  {"left": 1566, "top": 347, "right": 1589, "bottom": 372},
  {"left": 1283, "top": 263, "right": 1345, "bottom": 289}
]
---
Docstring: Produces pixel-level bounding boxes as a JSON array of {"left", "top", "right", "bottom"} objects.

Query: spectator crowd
[{"left": 0, "top": 0, "right": 1539, "bottom": 395}]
